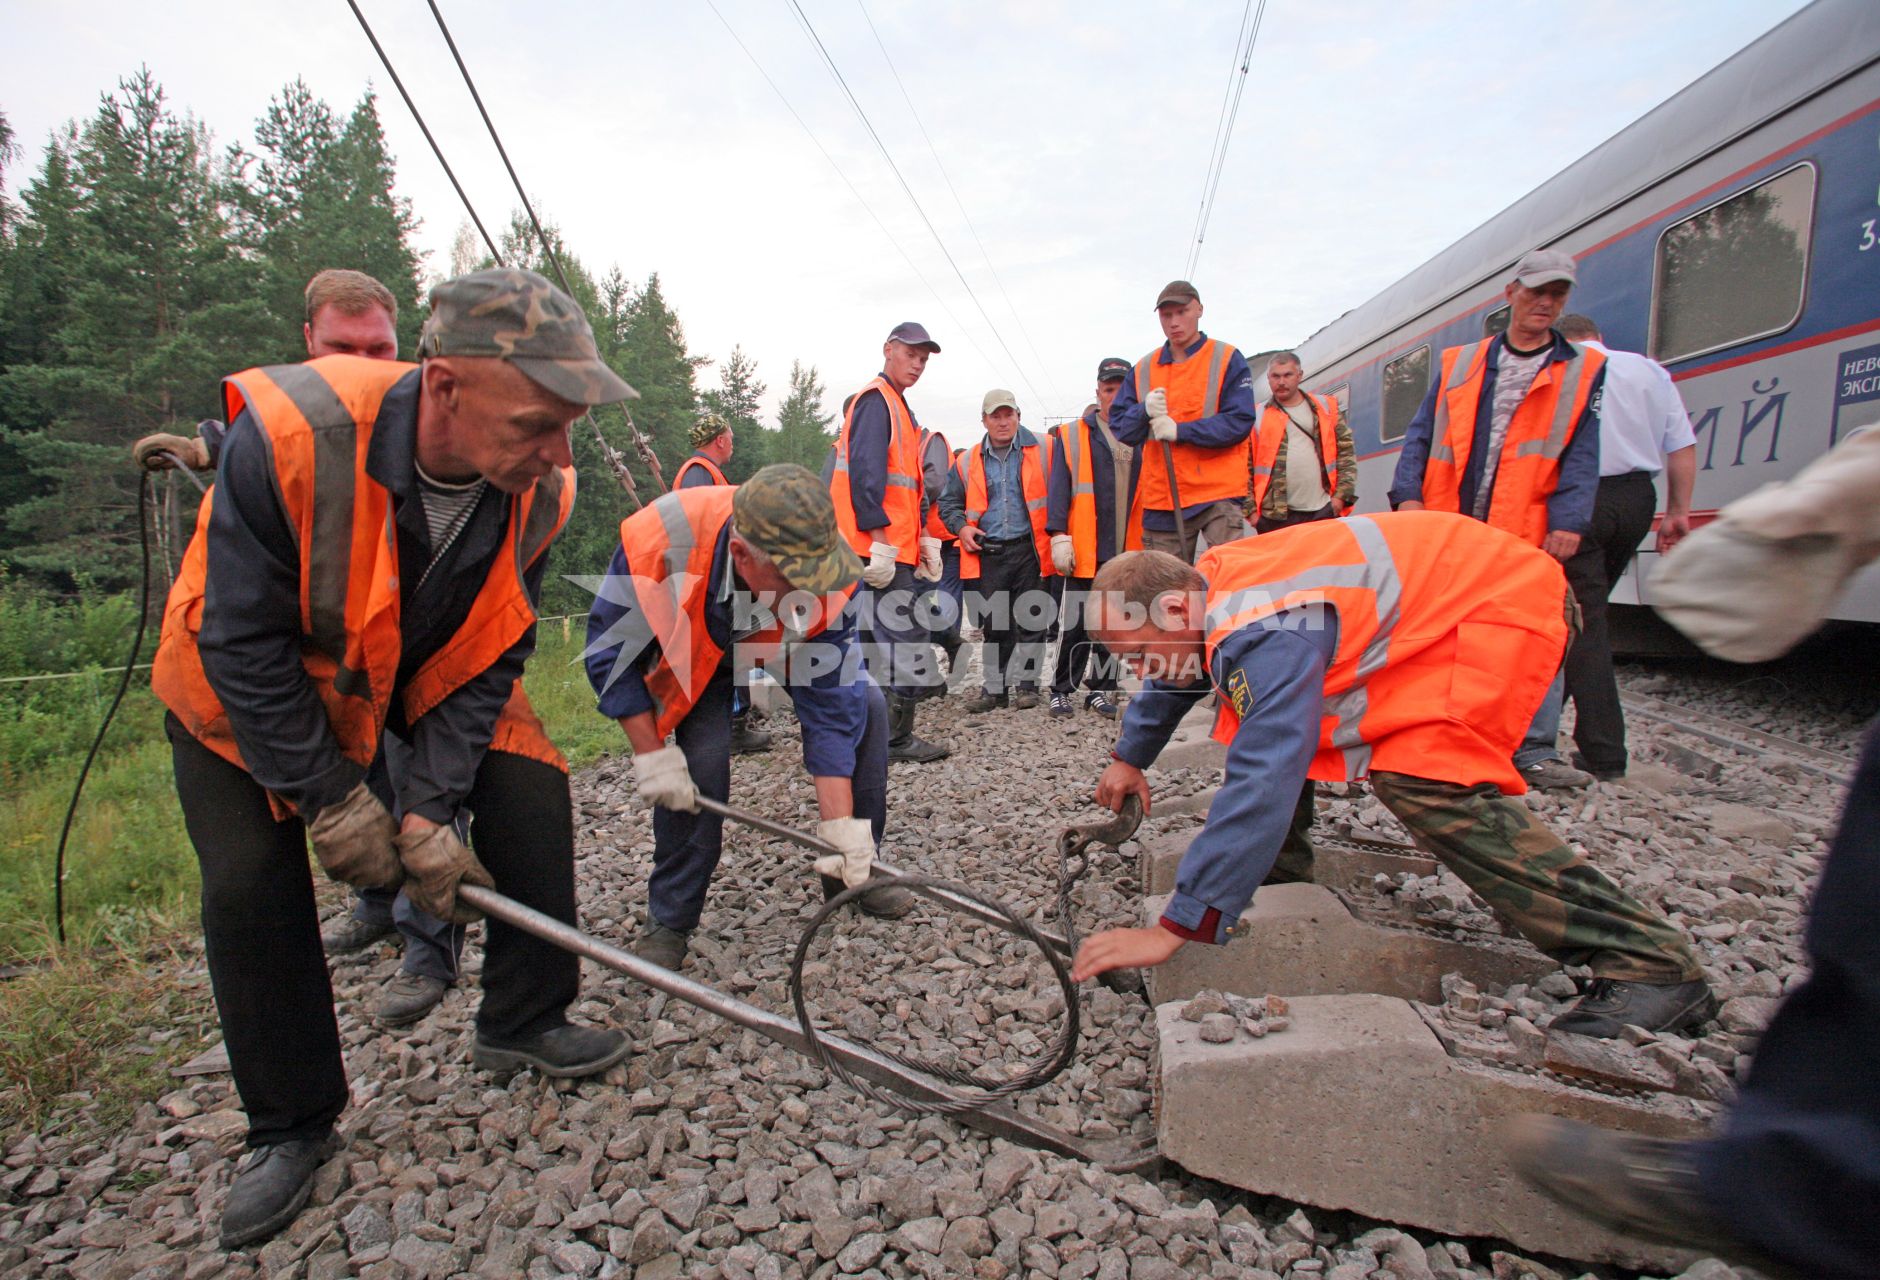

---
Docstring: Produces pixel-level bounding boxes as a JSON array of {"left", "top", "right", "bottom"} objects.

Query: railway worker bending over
[
  {"left": 1109, "top": 280, "right": 1258, "bottom": 563},
  {"left": 1388, "top": 248, "right": 1607, "bottom": 793},
  {"left": 1066, "top": 512, "right": 1715, "bottom": 1042},
  {"left": 1249, "top": 351, "right": 1356, "bottom": 532},
  {"left": 151, "top": 268, "right": 634, "bottom": 1251},
  {"left": 585, "top": 464, "right": 915, "bottom": 974}
]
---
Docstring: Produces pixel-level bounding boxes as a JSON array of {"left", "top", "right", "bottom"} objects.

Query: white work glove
[
  {"left": 915, "top": 535, "right": 943, "bottom": 582},
  {"left": 861, "top": 540, "right": 898, "bottom": 589},
  {"left": 1050, "top": 533, "right": 1076, "bottom": 577},
  {"left": 632, "top": 744, "right": 699, "bottom": 812},
  {"left": 1142, "top": 388, "right": 1168, "bottom": 419},
  {"left": 812, "top": 816, "right": 877, "bottom": 889},
  {"left": 1150, "top": 415, "right": 1179, "bottom": 443}
]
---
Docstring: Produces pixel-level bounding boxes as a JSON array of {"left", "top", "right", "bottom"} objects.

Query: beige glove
[
  {"left": 633, "top": 744, "right": 700, "bottom": 812},
  {"left": 915, "top": 535, "right": 943, "bottom": 582},
  {"left": 1149, "top": 415, "right": 1179, "bottom": 443},
  {"left": 132, "top": 433, "right": 211, "bottom": 472},
  {"left": 812, "top": 816, "right": 877, "bottom": 889},
  {"left": 1050, "top": 533, "right": 1076, "bottom": 577},
  {"left": 306, "top": 783, "right": 403, "bottom": 890},
  {"left": 396, "top": 822, "right": 494, "bottom": 925},
  {"left": 861, "top": 540, "right": 899, "bottom": 589},
  {"left": 1142, "top": 388, "right": 1168, "bottom": 419}
]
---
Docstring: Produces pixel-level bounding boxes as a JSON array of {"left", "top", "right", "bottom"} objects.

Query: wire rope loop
[{"left": 787, "top": 872, "right": 1080, "bottom": 1116}]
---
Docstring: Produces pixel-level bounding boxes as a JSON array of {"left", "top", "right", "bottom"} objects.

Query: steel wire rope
[
  {"left": 1185, "top": 0, "right": 1268, "bottom": 280},
  {"left": 851, "top": 0, "right": 1067, "bottom": 414},
  {"left": 700, "top": 0, "right": 1002, "bottom": 379},
  {"left": 1183, "top": 0, "right": 1254, "bottom": 274},
  {"left": 782, "top": 0, "right": 1052, "bottom": 412}
]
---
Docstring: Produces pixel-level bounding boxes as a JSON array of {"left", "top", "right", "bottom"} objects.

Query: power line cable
[
  {"left": 852, "top": 0, "right": 1067, "bottom": 413},
  {"left": 1184, "top": 0, "right": 1267, "bottom": 279},
  {"left": 343, "top": 0, "right": 504, "bottom": 265},
  {"left": 782, "top": 0, "right": 1051, "bottom": 412},
  {"left": 1185, "top": 0, "right": 1254, "bottom": 274}
]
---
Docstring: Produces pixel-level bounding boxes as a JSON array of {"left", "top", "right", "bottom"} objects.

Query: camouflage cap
[
  {"left": 690, "top": 412, "right": 732, "bottom": 449},
  {"left": 731, "top": 464, "right": 862, "bottom": 597},
  {"left": 420, "top": 267, "right": 637, "bottom": 406}
]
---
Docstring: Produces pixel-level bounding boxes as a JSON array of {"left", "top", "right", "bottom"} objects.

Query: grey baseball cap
[
  {"left": 1511, "top": 249, "right": 1578, "bottom": 289},
  {"left": 886, "top": 321, "right": 941, "bottom": 353},
  {"left": 1155, "top": 280, "right": 1200, "bottom": 309},
  {"left": 981, "top": 388, "right": 1018, "bottom": 415}
]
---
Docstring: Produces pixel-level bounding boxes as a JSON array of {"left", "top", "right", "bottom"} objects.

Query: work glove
[
  {"left": 633, "top": 744, "right": 700, "bottom": 812},
  {"left": 1050, "top": 533, "right": 1076, "bottom": 577},
  {"left": 395, "top": 821, "right": 494, "bottom": 925},
  {"left": 1142, "top": 389, "right": 1168, "bottom": 419},
  {"left": 1149, "top": 415, "right": 1179, "bottom": 443},
  {"left": 914, "top": 536, "right": 943, "bottom": 582},
  {"left": 306, "top": 783, "right": 403, "bottom": 890},
  {"left": 812, "top": 816, "right": 877, "bottom": 889},
  {"left": 132, "top": 433, "right": 211, "bottom": 472},
  {"left": 861, "top": 540, "right": 899, "bottom": 589}
]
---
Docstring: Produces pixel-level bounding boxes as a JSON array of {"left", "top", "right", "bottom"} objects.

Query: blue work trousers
[{"left": 856, "top": 563, "right": 945, "bottom": 700}]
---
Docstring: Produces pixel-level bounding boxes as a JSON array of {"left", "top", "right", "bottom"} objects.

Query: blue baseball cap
[{"left": 886, "top": 321, "right": 941, "bottom": 353}]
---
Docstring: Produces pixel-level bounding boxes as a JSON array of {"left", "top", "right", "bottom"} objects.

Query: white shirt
[{"left": 1581, "top": 340, "right": 1696, "bottom": 477}]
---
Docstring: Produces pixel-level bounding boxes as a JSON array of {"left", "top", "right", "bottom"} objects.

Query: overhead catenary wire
[
  {"left": 1184, "top": 0, "right": 1268, "bottom": 280},
  {"left": 782, "top": 0, "right": 1053, "bottom": 414}
]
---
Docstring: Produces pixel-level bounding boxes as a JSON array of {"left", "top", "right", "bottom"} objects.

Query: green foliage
[
  {"left": 522, "top": 620, "right": 623, "bottom": 772},
  {"left": 772, "top": 359, "right": 838, "bottom": 472},
  {"left": 702, "top": 345, "right": 770, "bottom": 481}
]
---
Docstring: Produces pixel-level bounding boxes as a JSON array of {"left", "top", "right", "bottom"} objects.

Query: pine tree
[
  {"left": 773, "top": 360, "right": 837, "bottom": 472},
  {"left": 700, "top": 345, "right": 769, "bottom": 481}
]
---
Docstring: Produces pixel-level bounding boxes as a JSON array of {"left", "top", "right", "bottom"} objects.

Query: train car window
[
  {"left": 1380, "top": 347, "right": 1429, "bottom": 443},
  {"left": 1483, "top": 305, "right": 1511, "bottom": 339},
  {"left": 1652, "top": 162, "right": 1815, "bottom": 364}
]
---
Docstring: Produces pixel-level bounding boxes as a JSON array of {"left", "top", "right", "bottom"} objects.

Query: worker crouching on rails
[
  {"left": 151, "top": 268, "right": 635, "bottom": 1251},
  {"left": 1067, "top": 512, "right": 1715, "bottom": 1041},
  {"left": 585, "top": 464, "right": 916, "bottom": 974}
]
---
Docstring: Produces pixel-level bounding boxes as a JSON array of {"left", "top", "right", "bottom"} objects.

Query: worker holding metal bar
[
  {"left": 1068, "top": 512, "right": 1714, "bottom": 1041},
  {"left": 150, "top": 268, "right": 635, "bottom": 1251},
  {"left": 584, "top": 463, "right": 917, "bottom": 974},
  {"left": 1106, "top": 280, "right": 1257, "bottom": 563}
]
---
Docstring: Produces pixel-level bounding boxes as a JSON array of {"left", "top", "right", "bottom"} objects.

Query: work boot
[
  {"left": 1570, "top": 751, "right": 1626, "bottom": 782},
  {"left": 1085, "top": 691, "right": 1118, "bottom": 719},
  {"left": 821, "top": 872, "right": 917, "bottom": 920},
  {"left": 963, "top": 691, "right": 1006, "bottom": 713},
  {"left": 320, "top": 914, "right": 394, "bottom": 955},
  {"left": 219, "top": 1132, "right": 342, "bottom": 1251},
  {"left": 373, "top": 972, "right": 448, "bottom": 1028},
  {"left": 1549, "top": 976, "right": 1717, "bottom": 1039},
  {"left": 1499, "top": 1116, "right": 1802, "bottom": 1279},
  {"left": 886, "top": 694, "right": 950, "bottom": 763},
  {"left": 1012, "top": 689, "right": 1040, "bottom": 710},
  {"left": 1520, "top": 756, "right": 1593, "bottom": 792},
  {"left": 472, "top": 1023, "right": 630, "bottom": 1078},
  {"left": 633, "top": 921, "right": 692, "bottom": 970},
  {"left": 729, "top": 711, "right": 773, "bottom": 755}
]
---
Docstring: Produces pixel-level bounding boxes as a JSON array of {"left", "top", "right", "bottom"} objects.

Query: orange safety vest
[
  {"left": 152, "top": 357, "right": 573, "bottom": 813},
  {"left": 918, "top": 427, "right": 955, "bottom": 543},
  {"left": 831, "top": 377, "right": 923, "bottom": 564},
  {"left": 620, "top": 487, "right": 858, "bottom": 739},
  {"left": 672, "top": 453, "right": 728, "bottom": 489},
  {"left": 1131, "top": 338, "right": 1248, "bottom": 510},
  {"left": 1058, "top": 411, "right": 1144, "bottom": 578},
  {"left": 956, "top": 434, "right": 1055, "bottom": 581},
  {"left": 1420, "top": 339, "right": 1606, "bottom": 547},
  {"left": 1250, "top": 393, "right": 1341, "bottom": 515},
  {"left": 1200, "top": 511, "right": 1569, "bottom": 794}
]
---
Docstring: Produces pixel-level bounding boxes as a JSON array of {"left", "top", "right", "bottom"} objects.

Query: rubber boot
[
  {"left": 729, "top": 710, "right": 773, "bottom": 755},
  {"left": 886, "top": 693, "right": 950, "bottom": 763},
  {"left": 821, "top": 872, "right": 916, "bottom": 919}
]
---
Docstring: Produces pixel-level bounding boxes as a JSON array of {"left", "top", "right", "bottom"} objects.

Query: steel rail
[{"left": 1619, "top": 692, "right": 1853, "bottom": 781}]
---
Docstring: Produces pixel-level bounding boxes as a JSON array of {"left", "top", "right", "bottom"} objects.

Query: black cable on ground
[
  {"left": 787, "top": 873, "right": 1080, "bottom": 1115},
  {"left": 53, "top": 473, "right": 153, "bottom": 945}
]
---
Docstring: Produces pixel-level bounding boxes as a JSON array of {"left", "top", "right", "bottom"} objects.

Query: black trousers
[
  {"left": 167, "top": 715, "right": 580, "bottom": 1148},
  {"left": 966, "top": 538, "right": 1047, "bottom": 696},
  {"left": 1562, "top": 471, "right": 1658, "bottom": 773},
  {"left": 1050, "top": 575, "right": 1119, "bottom": 696},
  {"left": 1254, "top": 500, "right": 1337, "bottom": 535}
]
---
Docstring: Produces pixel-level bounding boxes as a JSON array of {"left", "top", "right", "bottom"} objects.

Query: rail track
[{"left": 1619, "top": 691, "right": 1857, "bottom": 782}]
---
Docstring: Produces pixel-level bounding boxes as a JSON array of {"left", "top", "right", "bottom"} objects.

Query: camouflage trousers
[{"left": 1369, "top": 770, "right": 1702, "bottom": 983}]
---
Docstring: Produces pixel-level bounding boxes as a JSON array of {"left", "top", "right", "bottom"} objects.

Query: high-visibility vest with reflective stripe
[
  {"left": 1131, "top": 338, "right": 1247, "bottom": 509},
  {"left": 831, "top": 377, "right": 923, "bottom": 564},
  {"left": 152, "top": 356, "right": 573, "bottom": 806},
  {"left": 672, "top": 453, "right": 728, "bottom": 489},
  {"left": 619, "top": 486, "right": 857, "bottom": 739},
  {"left": 1250, "top": 393, "right": 1340, "bottom": 514},
  {"left": 1058, "top": 411, "right": 1144, "bottom": 577},
  {"left": 956, "top": 436, "right": 1055, "bottom": 581},
  {"left": 1421, "top": 339, "right": 1606, "bottom": 547},
  {"left": 918, "top": 428, "right": 955, "bottom": 543},
  {"left": 1199, "top": 510, "right": 1569, "bottom": 794}
]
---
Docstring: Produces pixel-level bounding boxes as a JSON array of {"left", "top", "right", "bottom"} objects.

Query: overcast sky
[{"left": 3, "top": 0, "right": 1810, "bottom": 433}]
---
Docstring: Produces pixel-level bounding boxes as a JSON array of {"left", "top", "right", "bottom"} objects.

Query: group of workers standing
[{"left": 129, "top": 250, "right": 1865, "bottom": 1278}]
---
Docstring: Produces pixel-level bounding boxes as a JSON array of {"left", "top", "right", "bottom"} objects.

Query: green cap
[
  {"left": 732, "top": 464, "right": 862, "bottom": 596},
  {"left": 420, "top": 267, "right": 637, "bottom": 406},
  {"left": 690, "top": 412, "right": 732, "bottom": 449}
]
